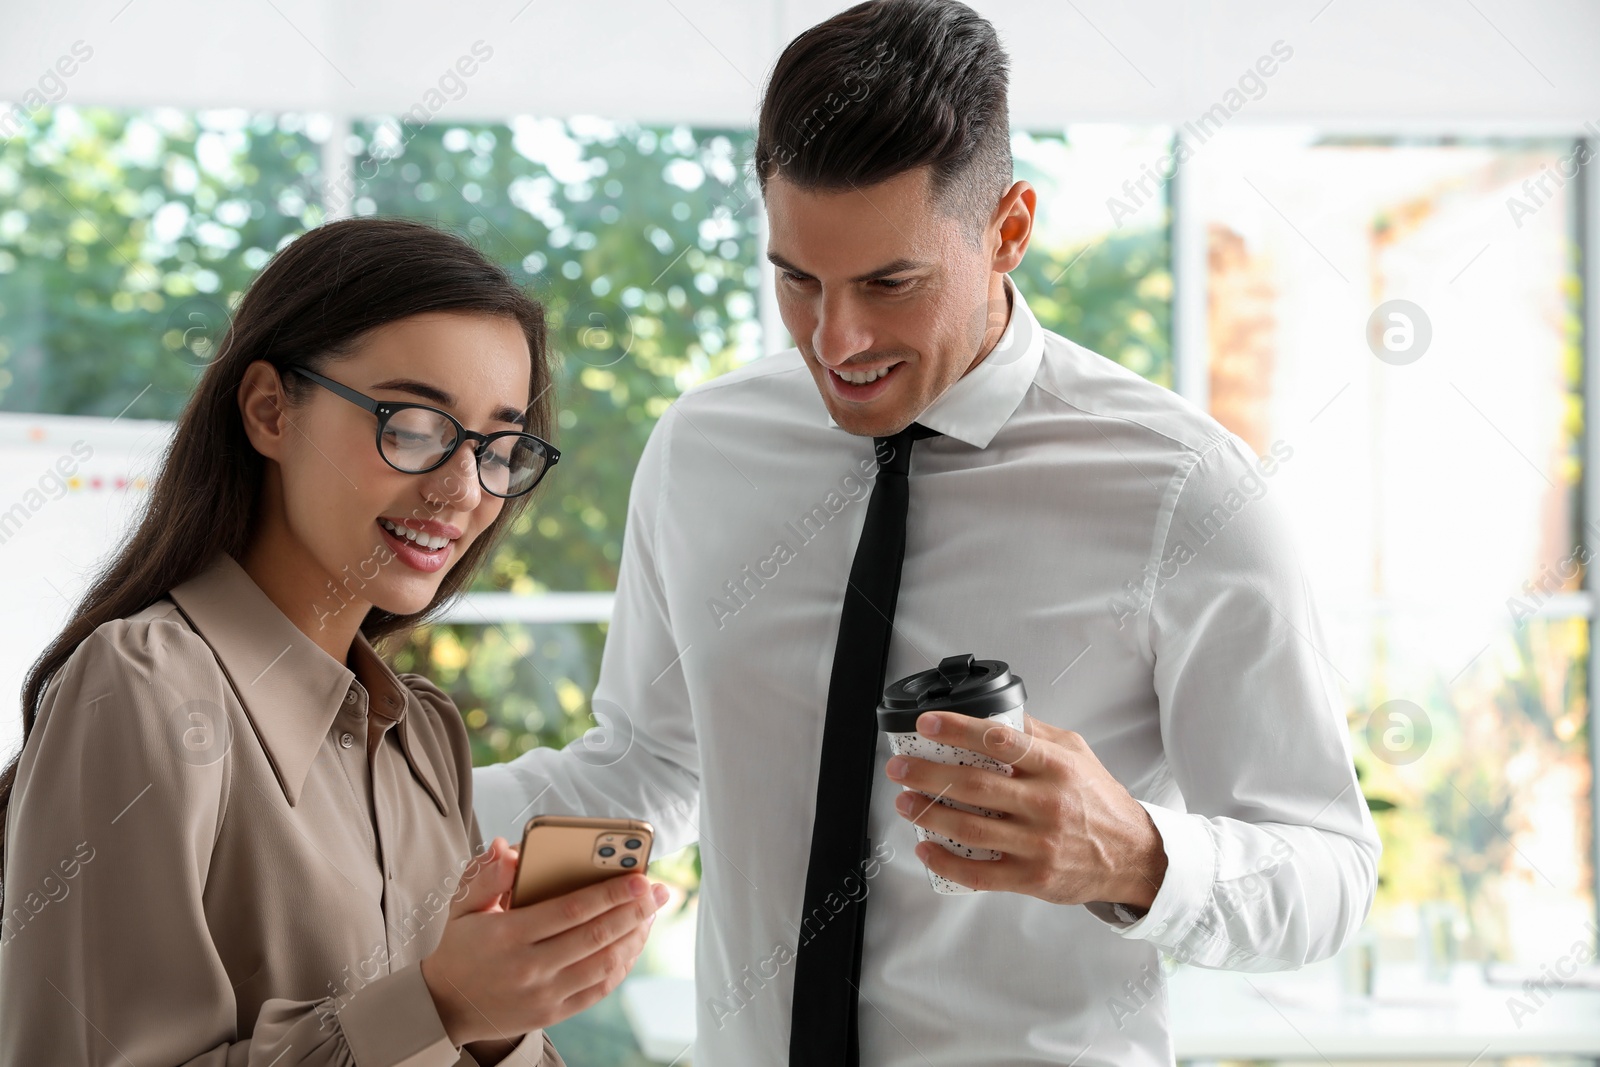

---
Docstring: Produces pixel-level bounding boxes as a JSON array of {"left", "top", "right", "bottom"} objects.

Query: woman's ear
[{"left": 238, "top": 360, "right": 291, "bottom": 461}]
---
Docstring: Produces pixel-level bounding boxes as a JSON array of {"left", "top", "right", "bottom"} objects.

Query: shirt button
[
  {"left": 344, "top": 691, "right": 357, "bottom": 705},
  {"left": 340, "top": 732, "right": 355, "bottom": 749}
]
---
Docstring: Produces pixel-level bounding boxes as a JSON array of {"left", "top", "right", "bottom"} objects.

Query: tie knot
[{"left": 873, "top": 422, "right": 942, "bottom": 476}]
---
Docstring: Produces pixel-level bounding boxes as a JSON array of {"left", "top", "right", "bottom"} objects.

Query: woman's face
[{"left": 246, "top": 310, "right": 533, "bottom": 626}]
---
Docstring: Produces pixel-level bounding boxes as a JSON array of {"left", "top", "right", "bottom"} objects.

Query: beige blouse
[{"left": 0, "top": 551, "right": 564, "bottom": 1066}]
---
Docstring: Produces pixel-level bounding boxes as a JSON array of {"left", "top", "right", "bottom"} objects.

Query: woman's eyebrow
[{"left": 369, "top": 377, "right": 528, "bottom": 428}]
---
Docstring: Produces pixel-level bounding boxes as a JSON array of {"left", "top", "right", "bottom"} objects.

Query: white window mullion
[
  {"left": 1169, "top": 139, "right": 1208, "bottom": 411},
  {"left": 1581, "top": 132, "right": 1600, "bottom": 939}
]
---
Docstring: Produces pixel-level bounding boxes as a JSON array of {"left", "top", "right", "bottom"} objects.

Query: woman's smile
[{"left": 376, "top": 515, "right": 461, "bottom": 573}]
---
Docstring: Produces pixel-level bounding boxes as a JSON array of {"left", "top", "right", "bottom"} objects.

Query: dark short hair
[{"left": 754, "top": 0, "right": 1012, "bottom": 234}]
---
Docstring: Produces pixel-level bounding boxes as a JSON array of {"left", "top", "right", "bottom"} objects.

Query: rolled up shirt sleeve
[
  {"left": 0, "top": 618, "right": 554, "bottom": 1066},
  {"left": 1082, "top": 432, "right": 1381, "bottom": 970}
]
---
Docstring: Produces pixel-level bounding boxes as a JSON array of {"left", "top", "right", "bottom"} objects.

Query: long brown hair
[{"left": 0, "top": 216, "right": 554, "bottom": 876}]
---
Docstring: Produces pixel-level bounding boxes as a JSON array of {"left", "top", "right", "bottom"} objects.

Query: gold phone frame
[{"left": 510, "top": 814, "right": 656, "bottom": 908}]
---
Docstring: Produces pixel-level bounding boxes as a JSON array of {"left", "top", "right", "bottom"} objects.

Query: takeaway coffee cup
[{"left": 878, "top": 653, "right": 1027, "bottom": 895}]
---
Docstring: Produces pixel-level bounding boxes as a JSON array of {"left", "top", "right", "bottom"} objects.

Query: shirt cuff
[
  {"left": 460, "top": 1030, "right": 562, "bottom": 1066},
  {"left": 339, "top": 959, "right": 462, "bottom": 1067},
  {"left": 1083, "top": 800, "right": 1215, "bottom": 945}
]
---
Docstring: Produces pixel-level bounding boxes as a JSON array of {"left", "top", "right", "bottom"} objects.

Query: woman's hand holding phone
[{"left": 419, "top": 835, "right": 669, "bottom": 1047}]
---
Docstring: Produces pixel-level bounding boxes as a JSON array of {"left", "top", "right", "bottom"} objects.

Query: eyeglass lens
[{"left": 381, "top": 408, "right": 547, "bottom": 496}]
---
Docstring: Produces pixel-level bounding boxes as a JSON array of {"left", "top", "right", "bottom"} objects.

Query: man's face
[{"left": 765, "top": 167, "right": 1019, "bottom": 438}]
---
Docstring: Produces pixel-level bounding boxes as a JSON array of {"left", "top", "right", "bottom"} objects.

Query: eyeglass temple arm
[{"left": 291, "top": 365, "right": 559, "bottom": 463}]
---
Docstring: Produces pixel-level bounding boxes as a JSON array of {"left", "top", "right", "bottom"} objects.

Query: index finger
[
  {"left": 506, "top": 872, "right": 655, "bottom": 942},
  {"left": 913, "top": 710, "right": 1051, "bottom": 774}
]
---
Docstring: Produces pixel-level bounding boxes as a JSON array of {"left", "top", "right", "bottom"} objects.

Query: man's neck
[{"left": 965, "top": 274, "right": 1015, "bottom": 376}]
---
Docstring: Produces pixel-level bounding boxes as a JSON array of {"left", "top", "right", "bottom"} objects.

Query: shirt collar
[
  {"left": 823, "top": 273, "right": 1044, "bottom": 449},
  {"left": 166, "top": 550, "right": 448, "bottom": 814}
]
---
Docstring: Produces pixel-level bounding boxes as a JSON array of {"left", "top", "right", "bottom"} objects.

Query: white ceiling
[{"left": 1, "top": 0, "right": 1596, "bottom": 130}]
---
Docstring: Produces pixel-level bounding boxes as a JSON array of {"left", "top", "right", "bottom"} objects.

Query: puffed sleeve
[{"left": 0, "top": 615, "right": 522, "bottom": 1066}]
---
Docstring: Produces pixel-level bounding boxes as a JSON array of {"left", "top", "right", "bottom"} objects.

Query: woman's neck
[{"left": 238, "top": 524, "right": 368, "bottom": 668}]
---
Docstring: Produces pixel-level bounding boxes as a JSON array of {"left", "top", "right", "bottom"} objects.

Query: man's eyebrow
[
  {"left": 368, "top": 378, "right": 528, "bottom": 428},
  {"left": 766, "top": 252, "right": 928, "bottom": 283}
]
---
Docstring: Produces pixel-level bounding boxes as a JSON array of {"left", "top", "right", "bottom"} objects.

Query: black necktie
[{"left": 789, "top": 421, "right": 943, "bottom": 1067}]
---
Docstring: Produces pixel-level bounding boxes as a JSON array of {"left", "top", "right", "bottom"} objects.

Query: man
[{"left": 476, "top": 1, "right": 1379, "bottom": 1063}]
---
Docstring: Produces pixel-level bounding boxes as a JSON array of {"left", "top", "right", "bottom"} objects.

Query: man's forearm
[{"left": 474, "top": 740, "right": 701, "bottom": 858}]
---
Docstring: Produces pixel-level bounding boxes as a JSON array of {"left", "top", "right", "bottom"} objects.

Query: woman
[{"left": 0, "top": 217, "right": 667, "bottom": 1065}]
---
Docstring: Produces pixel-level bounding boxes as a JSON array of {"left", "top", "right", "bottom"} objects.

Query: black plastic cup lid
[{"left": 877, "top": 653, "right": 1027, "bottom": 732}]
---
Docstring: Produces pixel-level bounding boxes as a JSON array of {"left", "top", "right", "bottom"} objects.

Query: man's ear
[
  {"left": 238, "top": 360, "right": 291, "bottom": 462},
  {"left": 990, "top": 180, "right": 1036, "bottom": 274}
]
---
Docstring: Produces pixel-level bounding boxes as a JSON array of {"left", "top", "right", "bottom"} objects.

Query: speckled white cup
[
  {"left": 886, "top": 705, "right": 1024, "bottom": 894},
  {"left": 878, "top": 654, "right": 1028, "bottom": 896}
]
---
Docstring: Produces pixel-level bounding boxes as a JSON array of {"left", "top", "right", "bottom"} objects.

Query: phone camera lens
[
  {"left": 625, "top": 838, "right": 642, "bottom": 850},
  {"left": 598, "top": 845, "right": 616, "bottom": 857},
  {"left": 621, "top": 856, "right": 638, "bottom": 868}
]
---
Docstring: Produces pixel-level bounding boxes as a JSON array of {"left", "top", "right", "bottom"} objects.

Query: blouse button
[{"left": 339, "top": 732, "right": 355, "bottom": 749}]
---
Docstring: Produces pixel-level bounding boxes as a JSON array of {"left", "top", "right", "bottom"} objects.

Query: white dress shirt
[{"left": 475, "top": 277, "right": 1380, "bottom": 1066}]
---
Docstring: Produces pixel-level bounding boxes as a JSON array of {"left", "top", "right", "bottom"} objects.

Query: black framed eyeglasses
[{"left": 288, "top": 366, "right": 560, "bottom": 498}]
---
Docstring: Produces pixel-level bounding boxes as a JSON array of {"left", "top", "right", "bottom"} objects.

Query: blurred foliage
[
  {"left": 1356, "top": 617, "right": 1592, "bottom": 962},
  {"left": 1012, "top": 227, "right": 1172, "bottom": 389},
  {"left": 1011, "top": 135, "right": 1177, "bottom": 388},
  {"left": 1010, "top": 129, "right": 1173, "bottom": 389},
  {"left": 346, "top": 117, "right": 763, "bottom": 597},
  {"left": 390, "top": 620, "right": 603, "bottom": 765},
  {"left": 0, "top": 107, "right": 322, "bottom": 416}
]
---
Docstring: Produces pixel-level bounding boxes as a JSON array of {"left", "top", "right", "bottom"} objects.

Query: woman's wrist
[
  {"left": 420, "top": 954, "right": 529, "bottom": 1065},
  {"left": 419, "top": 953, "right": 476, "bottom": 1047}
]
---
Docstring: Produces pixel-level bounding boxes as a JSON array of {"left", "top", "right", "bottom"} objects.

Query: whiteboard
[{"left": 0, "top": 412, "right": 172, "bottom": 764}]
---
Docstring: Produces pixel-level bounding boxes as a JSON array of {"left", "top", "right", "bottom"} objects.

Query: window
[
  {"left": 1193, "top": 130, "right": 1589, "bottom": 965},
  {"left": 5, "top": 104, "right": 1593, "bottom": 1039},
  {"left": 1011, "top": 126, "right": 1173, "bottom": 387}
]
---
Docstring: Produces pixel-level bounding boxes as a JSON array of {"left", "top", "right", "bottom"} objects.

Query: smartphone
[{"left": 509, "top": 815, "right": 656, "bottom": 908}]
